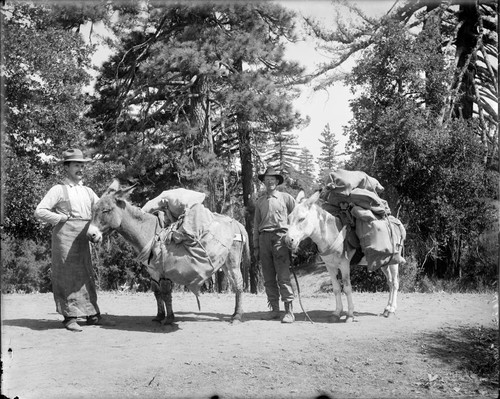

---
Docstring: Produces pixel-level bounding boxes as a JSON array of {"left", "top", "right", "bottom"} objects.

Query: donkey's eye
[{"left": 101, "top": 209, "right": 112, "bottom": 214}]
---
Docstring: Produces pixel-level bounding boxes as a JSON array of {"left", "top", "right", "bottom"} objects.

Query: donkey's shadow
[
  {"left": 2, "top": 310, "right": 241, "bottom": 334},
  {"left": 2, "top": 308, "right": 383, "bottom": 333}
]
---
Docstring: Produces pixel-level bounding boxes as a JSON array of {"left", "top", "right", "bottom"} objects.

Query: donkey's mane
[
  {"left": 104, "top": 192, "right": 152, "bottom": 222},
  {"left": 127, "top": 200, "right": 148, "bottom": 221}
]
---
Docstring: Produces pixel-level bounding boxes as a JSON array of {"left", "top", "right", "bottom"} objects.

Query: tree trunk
[
  {"left": 423, "top": 3, "right": 446, "bottom": 115},
  {"left": 453, "top": 2, "right": 480, "bottom": 120},
  {"left": 189, "top": 74, "right": 212, "bottom": 150},
  {"left": 188, "top": 73, "right": 218, "bottom": 212},
  {"left": 237, "top": 119, "right": 260, "bottom": 293}
]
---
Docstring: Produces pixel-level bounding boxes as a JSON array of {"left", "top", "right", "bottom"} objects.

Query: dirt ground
[{"left": 1, "top": 281, "right": 498, "bottom": 399}]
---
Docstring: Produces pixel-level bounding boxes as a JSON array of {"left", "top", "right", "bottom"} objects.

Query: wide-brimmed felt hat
[
  {"left": 258, "top": 166, "right": 284, "bottom": 185},
  {"left": 59, "top": 148, "right": 92, "bottom": 164}
]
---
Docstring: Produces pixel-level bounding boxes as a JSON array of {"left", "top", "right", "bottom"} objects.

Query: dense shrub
[
  {"left": 458, "top": 213, "right": 498, "bottom": 291},
  {"left": 92, "top": 232, "right": 151, "bottom": 291},
  {"left": 398, "top": 255, "right": 421, "bottom": 293},
  {"left": 1, "top": 235, "right": 52, "bottom": 293}
]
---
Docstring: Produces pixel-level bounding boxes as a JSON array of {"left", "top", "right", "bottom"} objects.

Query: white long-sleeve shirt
[{"left": 34, "top": 178, "right": 99, "bottom": 226}]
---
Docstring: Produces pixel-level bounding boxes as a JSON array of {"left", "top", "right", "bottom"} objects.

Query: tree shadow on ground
[{"left": 422, "top": 325, "right": 498, "bottom": 388}]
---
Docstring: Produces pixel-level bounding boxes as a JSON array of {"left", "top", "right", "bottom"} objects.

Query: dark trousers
[{"left": 259, "top": 231, "right": 294, "bottom": 304}]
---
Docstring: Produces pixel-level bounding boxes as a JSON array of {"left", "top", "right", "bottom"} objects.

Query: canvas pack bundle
[
  {"left": 320, "top": 169, "right": 389, "bottom": 215},
  {"left": 141, "top": 188, "right": 206, "bottom": 222},
  {"left": 355, "top": 214, "right": 406, "bottom": 271},
  {"left": 144, "top": 203, "right": 239, "bottom": 295},
  {"left": 321, "top": 169, "right": 405, "bottom": 271}
]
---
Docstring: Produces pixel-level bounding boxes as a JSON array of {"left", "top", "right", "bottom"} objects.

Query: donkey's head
[
  {"left": 87, "top": 179, "right": 136, "bottom": 244},
  {"left": 284, "top": 190, "right": 321, "bottom": 252}
]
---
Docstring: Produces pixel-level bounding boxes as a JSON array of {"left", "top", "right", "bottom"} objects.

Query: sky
[{"left": 279, "top": 0, "right": 397, "bottom": 166}]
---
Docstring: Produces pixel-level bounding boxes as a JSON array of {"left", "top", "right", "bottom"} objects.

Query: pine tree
[
  {"left": 85, "top": 2, "right": 306, "bottom": 292},
  {"left": 317, "top": 123, "right": 339, "bottom": 182},
  {"left": 306, "top": 0, "right": 498, "bottom": 169},
  {"left": 4, "top": 3, "right": 100, "bottom": 240},
  {"left": 297, "top": 147, "right": 315, "bottom": 178},
  {"left": 261, "top": 131, "right": 301, "bottom": 178}
]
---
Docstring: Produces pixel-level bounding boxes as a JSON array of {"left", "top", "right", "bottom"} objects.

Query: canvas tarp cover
[
  {"left": 323, "top": 169, "right": 384, "bottom": 194},
  {"left": 320, "top": 169, "right": 389, "bottom": 215},
  {"left": 141, "top": 188, "right": 206, "bottom": 221},
  {"left": 355, "top": 215, "right": 406, "bottom": 271},
  {"left": 143, "top": 203, "right": 238, "bottom": 294}
]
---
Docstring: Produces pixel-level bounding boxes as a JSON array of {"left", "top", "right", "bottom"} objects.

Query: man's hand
[{"left": 59, "top": 214, "right": 69, "bottom": 223}]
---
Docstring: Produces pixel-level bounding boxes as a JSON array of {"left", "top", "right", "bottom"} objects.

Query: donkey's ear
[
  {"left": 115, "top": 184, "right": 137, "bottom": 200},
  {"left": 296, "top": 190, "right": 306, "bottom": 204},
  {"left": 103, "top": 179, "right": 121, "bottom": 195}
]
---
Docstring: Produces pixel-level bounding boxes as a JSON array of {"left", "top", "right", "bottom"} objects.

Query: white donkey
[{"left": 284, "top": 190, "right": 401, "bottom": 322}]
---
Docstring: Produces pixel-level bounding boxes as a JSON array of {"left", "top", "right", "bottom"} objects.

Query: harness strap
[
  {"left": 60, "top": 184, "right": 73, "bottom": 218},
  {"left": 318, "top": 225, "right": 347, "bottom": 257},
  {"left": 136, "top": 215, "right": 162, "bottom": 265},
  {"left": 376, "top": 216, "right": 396, "bottom": 269},
  {"left": 60, "top": 184, "right": 94, "bottom": 221}
]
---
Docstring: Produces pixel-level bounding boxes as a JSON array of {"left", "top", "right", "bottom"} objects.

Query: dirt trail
[{"left": 1, "top": 290, "right": 497, "bottom": 399}]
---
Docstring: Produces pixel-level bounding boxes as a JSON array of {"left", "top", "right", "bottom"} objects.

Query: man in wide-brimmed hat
[
  {"left": 253, "top": 166, "right": 296, "bottom": 323},
  {"left": 35, "top": 148, "right": 114, "bottom": 331}
]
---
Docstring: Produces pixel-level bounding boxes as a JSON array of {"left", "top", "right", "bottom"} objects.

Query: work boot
[
  {"left": 261, "top": 301, "right": 280, "bottom": 320},
  {"left": 63, "top": 317, "right": 82, "bottom": 332},
  {"left": 281, "top": 301, "right": 295, "bottom": 324}
]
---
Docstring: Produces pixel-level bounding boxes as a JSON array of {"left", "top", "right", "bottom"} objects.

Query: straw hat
[{"left": 59, "top": 148, "right": 92, "bottom": 163}]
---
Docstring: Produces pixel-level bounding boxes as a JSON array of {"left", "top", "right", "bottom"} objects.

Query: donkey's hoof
[
  {"left": 329, "top": 314, "right": 342, "bottom": 323},
  {"left": 152, "top": 315, "right": 165, "bottom": 323},
  {"left": 345, "top": 316, "right": 355, "bottom": 323},
  {"left": 383, "top": 310, "right": 395, "bottom": 318},
  {"left": 163, "top": 315, "right": 175, "bottom": 325}
]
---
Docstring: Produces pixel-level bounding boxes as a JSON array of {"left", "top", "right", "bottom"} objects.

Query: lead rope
[
  {"left": 91, "top": 241, "right": 102, "bottom": 289},
  {"left": 290, "top": 253, "right": 314, "bottom": 324}
]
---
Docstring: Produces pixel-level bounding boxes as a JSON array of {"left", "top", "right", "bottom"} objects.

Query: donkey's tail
[
  {"left": 196, "top": 294, "right": 201, "bottom": 311},
  {"left": 236, "top": 221, "right": 250, "bottom": 290}
]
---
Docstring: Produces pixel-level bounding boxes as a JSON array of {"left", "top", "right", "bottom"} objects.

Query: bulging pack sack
[
  {"left": 355, "top": 215, "right": 406, "bottom": 271},
  {"left": 349, "top": 188, "right": 391, "bottom": 216},
  {"left": 323, "top": 169, "right": 384, "bottom": 196},
  {"left": 320, "top": 169, "right": 387, "bottom": 216},
  {"left": 142, "top": 188, "right": 206, "bottom": 220},
  {"left": 143, "top": 204, "right": 238, "bottom": 295}
]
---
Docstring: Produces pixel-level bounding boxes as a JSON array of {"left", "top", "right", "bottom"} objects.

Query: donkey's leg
[
  {"left": 339, "top": 261, "right": 355, "bottom": 322},
  {"left": 151, "top": 280, "right": 165, "bottom": 322},
  {"left": 325, "top": 261, "right": 343, "bottom": 322},
  {"left": 381, "top": 264, "right": 399, "bottom": 317},
  {"left": 159, "top": 278, "right": 175, "bottom": 324},
  {"left": 222, "top": 242, "right": 244, "bottom": 323}
]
